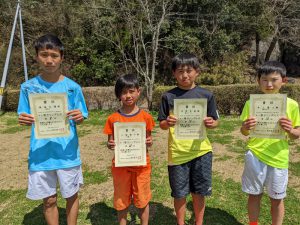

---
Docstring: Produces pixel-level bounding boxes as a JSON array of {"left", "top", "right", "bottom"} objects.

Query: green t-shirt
[
  {"left": 240, "top": 97, "right": 300, "bottom": 168},
  {"left": 158, "top": 86, "right": 219, "bottom": 165},
  {"left": 168, "top": 126, "right": 213, "bottom": 165}
]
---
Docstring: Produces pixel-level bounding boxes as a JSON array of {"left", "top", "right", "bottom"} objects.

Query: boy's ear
[{"left": 282, "top": 77, "right": 288, "bottom": 84}]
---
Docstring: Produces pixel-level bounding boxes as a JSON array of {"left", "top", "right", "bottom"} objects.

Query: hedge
[
  {"left": 2, "top": 84, "right": 300, "bottom": 115},
  {"left": 152, "top": 84, "right": 300, "bottom": 114}
]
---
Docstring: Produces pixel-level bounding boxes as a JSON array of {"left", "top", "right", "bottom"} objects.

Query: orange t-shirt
[
  {"left": 103, "top": 109, "right": 155, "bottom": 167},
  {"left": 103, "top": 109, "right": 155, "bottom": 135}
]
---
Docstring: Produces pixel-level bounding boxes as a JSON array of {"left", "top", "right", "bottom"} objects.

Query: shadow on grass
[
  {"left": 22, "top": 204, "right": 67, "bottom": 225},
  {"left": 87, "top": 201, "right": 175, "bottom": 225},
  {"left": 187, "top": 202, "right": 243, "bottom": 225}
]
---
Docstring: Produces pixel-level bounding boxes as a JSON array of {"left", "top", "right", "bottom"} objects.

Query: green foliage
[
  {"left": 198, "top": 51, "right": 252, "bottom": 85},
  {"left": 152, "top": 84, "right": 300, "bottom": 114},
  {"left": 289, "top": 161, "right": 300, "bottom": 177},
  {"left": 0, "top": 111, "right": 30, "bottom": 134}
]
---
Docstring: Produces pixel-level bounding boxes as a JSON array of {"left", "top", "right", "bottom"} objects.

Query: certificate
[
  {"left": 174, "top": 98, "right": 207, "bottom": 140},
  {"left": 29, "top": 93, "right": 70, "bottom": 139},
  {"left": 114, "top": 122, "right": 146, "bottom": 167},
  {"left": 250, "top": 94, "right": 286, "bottom": 139}
]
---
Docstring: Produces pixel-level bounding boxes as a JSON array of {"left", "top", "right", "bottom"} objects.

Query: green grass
[
  {"left": 82, "top": 166, "right": 110, "bottom": 185},
  {"left": 289, "top": 161, "right": 300, "bottom": 176},
  {"left": 1, "top": 111, "right": 300, "bottom": 224},
  {"left": 0, "top": 111, "right": 30, "bottom": 134},
  {"left": 1, "top": 169, "right": 299, "bottom": 225}
]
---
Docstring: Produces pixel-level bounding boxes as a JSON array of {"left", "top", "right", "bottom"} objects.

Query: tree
[{"left": 87, "top": 0, "right": 176, "bottom": 109}]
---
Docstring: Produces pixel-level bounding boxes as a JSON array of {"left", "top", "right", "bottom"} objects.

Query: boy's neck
[
  {"left": 178, "top": 83, "right": 196, "bottom": 90},
  {"left": 40, "top": 73, "right": 64, "bottom": 83},
  {"left": 120, "top": 105, "right": 139, "bottom": 115}
]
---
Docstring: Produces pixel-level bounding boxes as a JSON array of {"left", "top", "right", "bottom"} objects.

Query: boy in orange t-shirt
[{"left": 103, "top": 74, "right": 155, "bottom": 225}]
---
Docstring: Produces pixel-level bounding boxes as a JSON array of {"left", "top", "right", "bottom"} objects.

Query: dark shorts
[{"left": 168, "top": 152, "right": 212, "bottom": 198}]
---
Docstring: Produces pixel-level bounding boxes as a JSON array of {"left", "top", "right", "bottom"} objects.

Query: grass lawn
[{"left": 0, "top": 111, "right": 299, "bottom": 225}]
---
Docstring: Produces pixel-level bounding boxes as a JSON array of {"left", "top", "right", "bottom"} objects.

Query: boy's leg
[
  {"left": 66, "top": 193, "right": 79, "bottom": 225},
  {"left": 132, "top": 156, "right": 151, "bottom": 225},
  {"left": 265, "top": 166, "right": 287, "bottom": 225},
  {"left": 190, "top": 153, "right": 212, "bottom": 225},
  {"left": 118, "top": 207, "right": 129, "bottom": 225},
  {"left": 57, "top": 166, "right": 83, "bottom": 225},
  {"left": 174, "top": 197, "right": 187, "bottom": 225},
  {"left": 191, "top": 193, "right": 205, "bottom": 225},
  {"left": 270, "top": 198, "right": 284, "bottom": 225},
  {"left": 43, "top": 194, "right": 59, "bottom": 225},
  {"left": 168, "top": 162, "right": 191, "bottom": 225},
  {"left": 248, "top": 194, "right": 263, "bottom": 223},
  {"left": 138, "top": 204, "right": 150, "bottom": 225}
]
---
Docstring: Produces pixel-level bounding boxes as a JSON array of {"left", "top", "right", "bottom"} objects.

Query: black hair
[
  {"left": 171, "top": 52, "right": 200, "bottom": 72},
  {"left": 258, "top": 61, "right": 286, "bottom": 79},
  {"left": 34, "top": 34, "right": 64, "bottom": 56},
  {"left": 115, "top": 74, "right": 139, "bottom": 99}
]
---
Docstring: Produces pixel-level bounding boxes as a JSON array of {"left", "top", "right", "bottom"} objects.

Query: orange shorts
[{"left": 111, "top": 155, "right": 151, "bottom": 210}]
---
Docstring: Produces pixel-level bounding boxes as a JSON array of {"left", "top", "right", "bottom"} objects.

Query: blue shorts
[{"left": 168, "top": 152, "right": 212, "bottom": 198}]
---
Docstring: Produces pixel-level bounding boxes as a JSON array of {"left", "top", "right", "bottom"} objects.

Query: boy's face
[
  {"left": 173, "top": 65, "right": 199, "bottom": 90},
  {"left": 36, "top": 48, "right": 63, "bottom": 75},
  {"left": 258, "top": 72, "right": 287, "bottom": 94},
  {"left": 119, "top": 87, "right": 140, "bottom": 107}
]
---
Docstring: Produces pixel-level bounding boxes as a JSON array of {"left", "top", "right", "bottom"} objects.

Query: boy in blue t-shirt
[
  {"left": 158, "top": 53, "right": 219, "bottom": 225},
  {"left": 18, "top": 34, "right": 88, "bottom": 225}
]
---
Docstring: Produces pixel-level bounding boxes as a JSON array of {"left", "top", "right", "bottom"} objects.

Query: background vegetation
[{"left": 1, "top": 0, "right": 300, "bottom": 108}]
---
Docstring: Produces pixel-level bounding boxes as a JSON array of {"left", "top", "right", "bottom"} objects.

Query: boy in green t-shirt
[{"left": 240, "top": 61, "right": 300, "bottom": 225}]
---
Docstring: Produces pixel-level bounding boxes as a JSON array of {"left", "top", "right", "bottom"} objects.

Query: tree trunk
[
  {"left": 265, "top": 36, "right": 278, "bottom": 61},
  {"left": 255, "top": 32, "right": 260, "bottom": 65}
]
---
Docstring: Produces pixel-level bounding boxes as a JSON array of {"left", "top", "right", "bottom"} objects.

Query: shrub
[
  {"left": 198, "top": 52, "right": 253, "bottom": 85},
  {"left": 3, "top": 84, "right": 300, "bottom": 115},
  {"left": 152, "top": 84, "right": 300, "bottom": 114}
]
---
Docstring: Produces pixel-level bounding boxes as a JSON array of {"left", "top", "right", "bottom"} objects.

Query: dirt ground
[{"left": 0, "top": 125, "right": 299, "bottom": 200}]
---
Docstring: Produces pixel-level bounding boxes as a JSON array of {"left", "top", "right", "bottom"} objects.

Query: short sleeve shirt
[
  {"left": 157, "top": 86, "right": 219, "bottom": 165},
  {"left": 17, "top": 75, "right": 88, "bottom": 171},
  {"left": 103, "top": 109, "right": 155, "bottom": 135},
  {"left": 240, "top": 97, "right": 300, "bottom": 168}
]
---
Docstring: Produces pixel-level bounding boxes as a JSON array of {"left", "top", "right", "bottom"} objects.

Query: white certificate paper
[
  {"left": 174, "top": 98, "right": 207, "bottom": 140},
  {"left": 250, "top": 94, "right": 287, "bottom": 139},
  {"left": 29, "top": 93, "right": 70, "bottom": 139},
  {"left": 114, "top": 122, "right": 146, "bottom": 167}
]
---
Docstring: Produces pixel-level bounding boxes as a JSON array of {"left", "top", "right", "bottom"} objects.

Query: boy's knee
[
  {"left": 43, "top": 194, "right": 57, "bottom": 208},
  {"left": 270, "top": 198, "right": 284, "bottom": 206}
]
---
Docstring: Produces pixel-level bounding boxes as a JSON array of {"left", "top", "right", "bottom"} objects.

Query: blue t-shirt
[{"left": 17, "top": 75, "right": 88, "bottom": 171}]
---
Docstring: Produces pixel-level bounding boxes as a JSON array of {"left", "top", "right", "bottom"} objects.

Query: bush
[
  {"left": 152, "top": 84, "right": 300, "bottom": 115},
  {"left": 3, "top": 84, "right": 300, "bottom": 115},
  {"left": 198, "top": 52, "right": 253, "bottom": 85}
]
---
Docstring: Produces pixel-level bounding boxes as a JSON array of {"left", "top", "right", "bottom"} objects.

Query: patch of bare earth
[
  {"left": 1, "top": 123, "right": 299, "bottom": 199},
  {"left": 0, "top": 130, "right": 29, "bottom": 190}
]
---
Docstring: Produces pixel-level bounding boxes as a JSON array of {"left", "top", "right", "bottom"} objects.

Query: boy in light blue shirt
[{"left": 18, "top": 34, "right": 88, "bottom": 225}]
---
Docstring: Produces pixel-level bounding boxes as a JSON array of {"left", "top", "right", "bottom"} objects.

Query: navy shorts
[{"left": 168, "top": 152, "right": 212, "bottom": 198}]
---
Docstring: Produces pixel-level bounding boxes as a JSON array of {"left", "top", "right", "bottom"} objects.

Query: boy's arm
[
  {"left": 67, "top": 109, "right": 85, "bottom": 124},
  {"left": 107, "top": 134, "right": 115, "bottom": 150},
  {"left": 204, "top": 117, "right": 218, "bottom": 129},
  {"left": 159, "top": 115, "right": 177, "bottom": 130},
  {"left": 18, "top": 113, "right": 34, "bottom": 126},
  {"left": 279, "top": 117, "right": 300, "bottom": 139},
  {"left": 146, "top": 131, "right": 153, "bottom": 148},
  {"left": 240, "top": 117, "right": 257, "bottom": 136}
]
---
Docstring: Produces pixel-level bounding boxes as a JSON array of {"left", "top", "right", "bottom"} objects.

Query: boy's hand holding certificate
[
  {"left": 174, "top": 98, "right": 207, "bottom": 140},
  {"left": 114, "top": 122, "right": 147, "bottom": 167},
  {"left": 29, "top": 93, "right": 70, "bottom": 139},
  {"left": 250, "top": 94, "right": 287, "bottom": 139}
]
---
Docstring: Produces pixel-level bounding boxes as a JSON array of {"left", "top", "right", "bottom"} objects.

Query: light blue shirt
[{"left": 18, "top": 75, "right": 88, "bottom": 171}]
